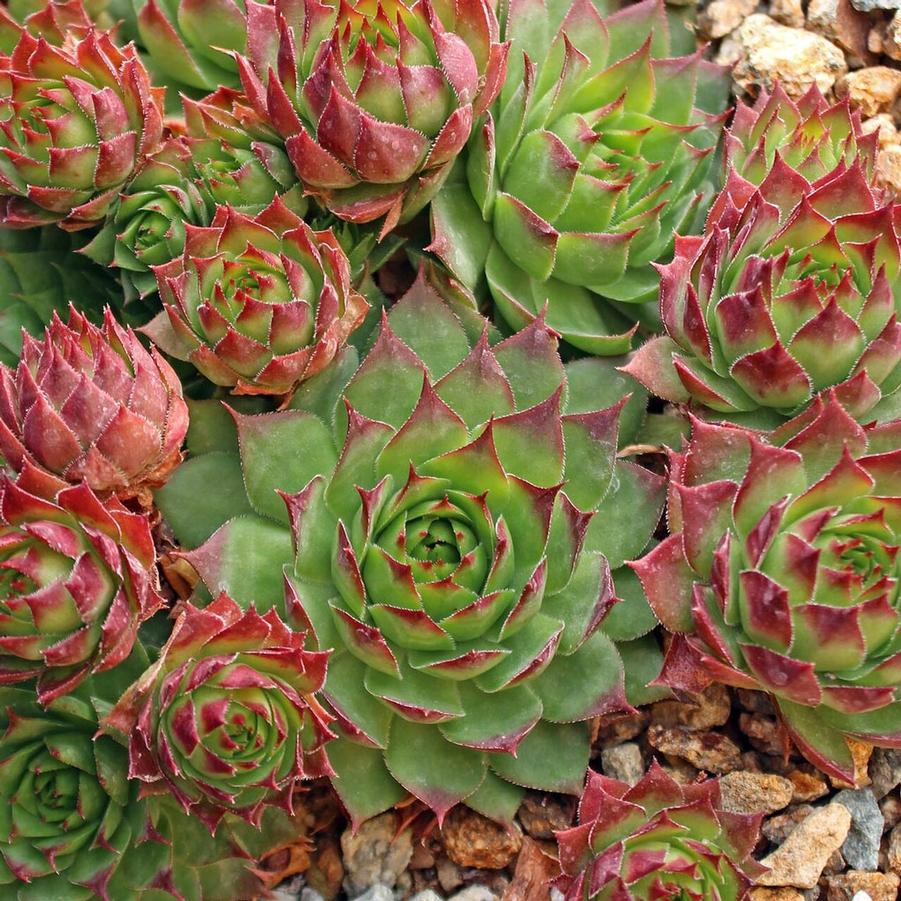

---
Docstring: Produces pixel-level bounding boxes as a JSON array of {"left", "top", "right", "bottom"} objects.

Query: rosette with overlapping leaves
[
  {"left": 144, "top": 198, "right": 368, "bottom": 395},
  {"left": 157, "top": 274, "right": 665, "bottom": 825},
  {"left": 632, "top": 394, "right": 901, "bottom": 780},
  {"left": 103, "top": 593, "right": 333, "bottom": 832},
  {"left": 0, "top": 27, "right": 165, "bottom": 229},
  {"left": 234, "top": 0, "right": 508, "bottom": 234},
  {"left": 430, "top": 0, "right": 730, "bottom": 353},
  {"left": 0, "top": 471, "right": 163, "bottom": 705},
  {"left": 0, "top": 307, "right": 188, "bottom": 498},
  {"left": 0, "top": 684, "right": 169, "bottom": 900},
  {"left": 623, "top": 159, "right": 900, "bottom": 425},
  {"left": 725, "top": 83, "right": 877, "bottom": 187},
  {"left": 554, "top": 762, "right": 764, "bottom": 900}
]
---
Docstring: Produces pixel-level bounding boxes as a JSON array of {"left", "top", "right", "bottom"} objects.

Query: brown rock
[
  {"left": 881, "top": 793, "right": 901, "bottom": 829},
  {"left": 877, "top": 144, "right": 901, "bottom": 196},
  {"left": 787, "top": 770, "right": 829, "bottom": 804},
  {"left": 751, "top": 891, "right": 805, "bottom": 901},
  {"left": 824, "top": 871, "right": 901, "bottom": 901},
  {"left": 737, "top": 690, "right": 775, "bottom": 714},
  {"left": 733, "top": 16, "right": 847, "bottom": 99},
  {"left": 862, "top": 114, "right": 899, "bottom": 147},
  {"left": 807, "top": 0, "right": 874, "bottom": 63},
  {"left": 442, "top": 807, "right": 523, "bottom": 870},
  {"left": 887, "top": 823, "right": 901, "bottom": 875},
  {"left": 594, "top": 710, "right": 649, "bottom": 748},
  {"left": 836, "top": 67, "right": 901, "bottom": 117},
  {"left": 517, "top": 794, "right": 574, "bottom": 841},
  {"left": 740, "top": 712, "right": 789, "bottom": 758},
  {"left": 501, "top": 837, "right": 555, "bottom": 901},
  {"left": 757, "top": 803, "right": 852, "bottom": 889},
  {"left": 885, "top": 9, "right": 901, "bottom": 60},
  {"left": 769, "top": 0, "right": 804, "bottom": 26},
  {"left": 829, "top": 739, "right": 873, "bottom": 789},
  {"left": 436, "top": 856, "right": 463, "bottom": 893},
  {"left": 650, "top": 684, "right": 731, "bottom": 731},
  {"left": 763, "top": 806, "right": 815, "bottom": 844},
  {"left": 647, "top": 724, "right": 742, "bottom": 774},
  {"left": 718, "top": 771, "right": 795, "bottom": 815},
  {"left": 699, "top": 0, "right": 759, "bottom": 38},
  {"left": 305, "top": 837, "right": 344, "bottom": 900}
]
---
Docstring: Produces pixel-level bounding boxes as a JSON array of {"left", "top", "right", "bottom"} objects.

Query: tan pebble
[
  {"left": 699, "top": 0, "right": 758, "bottom": 38},
  {"left": 824, "top": 870, "right": 901, "bottom": 901},
  {"left": 757, "top": 803, "right": 852, "bottom": 889},
  {"left": 829, "top": 739, "right": 873, "bottom": 789},
  {"left": 718, "top": 771, "right": 794, "bottom": 814},
  {"left": 787, "top": 770, "right": 829, "bottom": 804},
  {"left": 836, "top": 67, "right": 901, "bottom": 118}
]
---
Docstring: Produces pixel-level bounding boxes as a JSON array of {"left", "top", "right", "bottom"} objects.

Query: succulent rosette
[
  {"left": 0, "top": 0, "right": 94, "bottom": 53},
  {"left": 182, "top": 88, "right": 306, "bottom": 216},
  {"left": 429, "top": 0, "right": 730, "bottom": 354},
  {"left": 83, "top": 137, "right": 210, "bottom": 298},
  {"left": 0, "top": 470, "right": 164, "bottom": 705},
  {"left": 632, "top": 394, "right": 901, "bottom": 780},
  {"left": 103, "top": 592, "right": 333, "bottom": 832},
  {"left": 554, "top": 762, "right": 764, "bottom": 900},
  {"left": 624, "top": 157, "right": 901, "bottom": 425},
  {"left": 725, "top": 83, "right": 877, "bottom": 187},
  {"left": 0, "top": 27, "right": 165, "bottom": 230},
  {"left": 0, "top": 684, "right": 173, "bottom": 900},
  {"left": 144, "top": 198, "right": 369, "bottom": 395},
  {"left": 0, "top": 307, "right": 189, "bottom": 498},
  {"left": 158, "top": 274, "right": 665, "bottom": 825},
  {"left": 235, "top": 0, "right": 509, "bottom": 234}
]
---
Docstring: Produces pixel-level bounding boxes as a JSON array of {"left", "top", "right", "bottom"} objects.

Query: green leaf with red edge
[
  {"left": 156, "top": 451, "right": 253, "bottom": 548},
  {"left": 618, "top": 633, "right": 670, "bottom": 705},
  {"left": 733, "top": 440, "right": 806, "bottom": 537},
  {"left": 492, "top": 389, "right": 565, "bottom": 487},
  {"left": 601, "top": 565, "right": 658, "bottom": 642},
  {"left": 463, "top": 769, "right": 525, "bottom": 825},
  {"left": 235, "top": 409, "right": 338, "bottom": 523},
  {"left": 366, "top": 659, "right": 463, "bottom": 723},
  {"left": 422, "top": 425, "right": 511, "bottom": 503},
  {"left": 543, "top": 551, "right": 620, "bottom": 655},
  {"left": 561, "top": 401, "right": 622, "bottom": 510},
  {"left": 533, "top": 630, "right": 628, "bottom": 723},
  {"left": 565, "top": 355, "right": 647, "bottom": 445},
  {"left": 375, "top": 381, "right": 469, "bottom": 486},
  {"left": 386, "top": 272, "right": 473, "bottom": 379},
  {"left": 429, "top": 178, "right": 493, "bottom": 293},
  {"left": 284, "top": 476, "right": 333, "bottom": 584},
  {"left": 489, "top": 719, "right": 590, "bottom": 794},
  {"left": 409, "top": 646, "right": 511, "bottom": 681},
  {"left": 499, "top": 478, "right": 558, "bottom": 586},
  {"left": 329, "top": 602, "right": 400, "bottom": 678},
  {"left": 186, "top": 515, "right": 293, "bottom": 610},
  {"left": 629, "top": 534, "right": 696, "bottom": 634},
  {"left": 493, "top": 314, "right": 566, "bottom": 409},
  {"left": 327, "top": 733, "right": 407, "bottom": 828},
  {"left": 441, "top": 589, "right": 517, "bottom": 641},
  {"left": 343, "top": 317, "right": 427, "bottom": 429},
  {"left": 776, "top": 698, "right": 856, "bottom": 783},
  {"left": 439, "top": 681, "right": 542, "bottom": 753},
  {"left": 324, "top": 651, "right": 394, "bottom": 746},
  {"left": 385, "top": 719, "right": 486, "bottom": 823},
  {"left": 185, "top": 397, "right": 268, "bottom": 457},
  {"left": 288, "top": 345, "right": 359, "bottom": 429},
  {"left": 369, "top": 604, "right": 455, "bottom": 651},
  {"left": 583, "top": 461, "right": 665, "bottom": 565},
  {"left": 544, "top": 493, "right": 592, "bottom": 594},
  {"left": 476, "top": 613, "right": 563, "bottom": 692}
]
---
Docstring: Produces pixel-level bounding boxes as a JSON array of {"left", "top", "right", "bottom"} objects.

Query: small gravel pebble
[
  {"left": 352, "top": 886, "right": 394, "bottom": 901},
  {"left": 833, "top": 790, "right": 884, "bottom": 871},
  {"left": 450, "top": 887, "right": 499, "bottom": 901},
  {"left": 825, "top": 872, "right": 900, "bottom": 900},
  {"left": 647, "top": 724, "right": 743, "bottom": 773},
  {"left": 719, "top": 771, "right": 794, "bottom": 814},
  {"left": 601, "top": 742, "right": 644, "bottom": 785},
  {"left": 758, "top": 803, "right": 852, "bottom": 889},
  {"left": 341, "top": 814, "right": 413, "bottom": 896},
  {"left": 868, "top": 750, "right": 901, "bottom": 799},
  {"left": 410, "top": 892, "right": 443, "bottom": 901},
  {"left": 299, "top": 889, "right": 325, "bottom": 901},
  {"left": 885, "top": 823, "right": 901, "bottom": 875}
]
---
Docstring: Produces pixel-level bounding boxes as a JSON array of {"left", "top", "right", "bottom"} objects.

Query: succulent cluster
[{"left": 0, "top": 0, "right": 898, "bottom": 894}]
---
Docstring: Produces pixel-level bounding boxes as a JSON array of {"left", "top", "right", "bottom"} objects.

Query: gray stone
[
  {"left": 868, "top": 748, "right": 901, "bottom": 798},
  {"left": 450, "top": 888, "right": 499, "bottom": 901},
  {"left": 851, "top": 0, "right": 901, "bottom": 10},
  {"left": 341, "top": 813, "right": 414, "bottom": 896},
  {"left": 601, "top": 742, "right": 644, "bottom": 785},
  {"left": 300, "top": 890, "right": 325, "bottom": 901},
  {"left": 410, "top": 892, "right": 443, "bottom": 901},
  {"left": 833, "top": 789, "right": 884, "bottom": 871},
  {"left": 352, "top": 886, "right": 394, "bottom": 901}
]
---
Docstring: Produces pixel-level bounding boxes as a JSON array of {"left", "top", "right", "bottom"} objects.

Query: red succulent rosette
[
  {"left": 145, "top": 198, "right": 369, "bottom": 395},
  {"left": 555, "top": 762, "right": 764, "bottom": 900},
  {"left": 0, "top": 27, "right": 165, "bottom": 229},
  {"left": 0, "top": 468, "right": 164, "bottom": 704},
  {"left": 104, "top": 593, "right": 334, "bottom": 833},
  {"left": 235, "top": 0, "right": 508, "bottom": 234},
  {"left": 0, "top": 306, "right": 189, "bottom": 499}
]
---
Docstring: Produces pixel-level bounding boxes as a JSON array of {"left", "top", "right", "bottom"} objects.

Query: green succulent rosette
[
  {"left": 633, "top": 393, "right": 901, "bottom": 782},
  {"left": 0, "top": 672, "right": 173, "bottom": 901},
  {"left": 158, "top": 274, "right": 665, "bottom": 825},
  {"left": 429, "top": 0, "right": 730, "bottom": 354}
]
